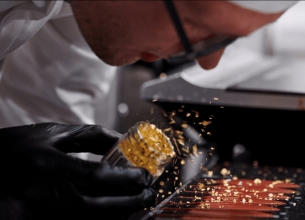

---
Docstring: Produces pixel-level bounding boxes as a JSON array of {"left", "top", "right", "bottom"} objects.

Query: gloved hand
[{"left": 0, "top": 123, "right": 155, "bottom": 220}]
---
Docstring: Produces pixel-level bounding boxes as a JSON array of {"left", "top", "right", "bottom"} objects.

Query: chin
[{"left": 97, "top": 51, "right": 140, "bottom": 66}]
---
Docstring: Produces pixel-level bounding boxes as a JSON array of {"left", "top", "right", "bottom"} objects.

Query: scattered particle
[
  {"left": 164, "top": 128, "right": 172, "bottom": 132},
  {"left": 193, "top": 145, "right": 198, "bottom": 157},
  {"left": 172, "top": 138, "right": 181, "bottom": 155},
  {"left": 181, "top": 159, "right": 185, "bottom": 165},
  {"left": 165, "top": 170, "right": 168, "bottom": 173},
  {"left": 254, "top": 178, "right": 262, "bottom": 184},
  {"left": 178, "top": 139, "right": 185, "bottom": 146},
  {"left": 221, "top": 168, "right": 228, "bottom": 175},
  {"left": 253, "top": 160, "right": 259, "bottom": 166},
  {"left": 162, "top": 195, "right": 165, "bottom": 198},
  {"left": 285, "top": 179, "right": 291, "bottom": 183},
  {"left": 175, "top": 177, "right": 179, "bottom": 180},
  {"left": 207, "top": 171, "right": 213, "bottom": 176},
  {"left": 152, "top": 100, "right": 157, "bottom": 102},
  {"left": 159, "top": 189, "right": 164, "bottom": 193},
  {"left": 198, "top": 151, "right": 203, "bottom": 154},
  {"left": 242, "top": 171, "right": 246, "bottom": 176},
  {"left": 202, "top": 120, "right": 212, "bottom": 126},
  {"left": 162, "top": 110, "right": 167, "bottom": 117},
  {"left": 221, "top": 106, "right": 224, "bottom": 108},
  {"left": 182, "top": 147, "right": 189, "bottom": 153},
  {"left": 186, "top": 113, "right": 191, "bottom": 117},
  {"left": 181, "top": 124, "right": 188, "bottom": 128},
  {"left": 207, "top": 132, "right": 211, "bottom": 135},
  {"left": 169, "top": 118, "right": 176, "bottom": 124},
  {"left": 181, "top": 105, "right": 185, "bottom": 108},
  {"left": 168, "top": 191, "right": 172, "bottom": 195},
  {"left": 293, "top": 203, "right": 296, "bottom": 206},
  {"left": 160, "top": 73, "right": 167, "bottom": 79},
  {"left": 213, "top": 97, "right": 219, "bottom": 100},
  {"left": 159, "top": 181, "right": 165, "bottom": 186},
  {"left": 178, "top": 109, "right": 183, "bottom": 112}
]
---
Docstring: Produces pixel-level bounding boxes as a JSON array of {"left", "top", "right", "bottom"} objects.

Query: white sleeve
[
  {"left": 0, "top": 0, "right": 64, "bottom": 60},
  {"left": 229, "top": 1, "right": 298, "bottom": 13}
]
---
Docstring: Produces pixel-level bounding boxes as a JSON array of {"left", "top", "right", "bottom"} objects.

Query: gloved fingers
[
  {"left": 81, "top": 188, "right": 156, "bottom": 209},
  {"left": 72, "top": 164, "right": 153, "bottom": 197},
  {"left": 0, "top": 123, "right": 122, "bottom": 155},
  {"left": 35, "top": 148, "right": 100, "bottom": 178},
  {"left": 35, "top": 150, "right": 152, "bottom": 196},
  {"left": 43, "top": 123, "right": 122, "bottom": 155}
]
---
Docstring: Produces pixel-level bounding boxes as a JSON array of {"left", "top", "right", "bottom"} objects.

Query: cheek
[{"left": 196, "top": 48, "right": 225, "bottom": 70}]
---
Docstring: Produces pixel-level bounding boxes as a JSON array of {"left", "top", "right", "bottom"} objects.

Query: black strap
[{"left": 163, "top": 0, "right": 193, "bottom": 53}]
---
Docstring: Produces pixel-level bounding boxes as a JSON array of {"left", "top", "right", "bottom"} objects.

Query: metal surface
[{"left": 141, "top": 59, "right": 305, "bottom": 110}]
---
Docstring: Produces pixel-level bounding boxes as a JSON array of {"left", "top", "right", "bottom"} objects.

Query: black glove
[{"left": 0, "top": 123, "right": 155, "bottom": 220}]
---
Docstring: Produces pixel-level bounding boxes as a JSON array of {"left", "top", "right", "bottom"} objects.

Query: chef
[{"left": 0, "top": 1, "right": 296, "bottom": 220}]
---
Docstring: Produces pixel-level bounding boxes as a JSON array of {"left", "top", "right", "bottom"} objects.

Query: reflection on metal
[{"left": 141, "top": 59, "right": 305, "bottom": 110}]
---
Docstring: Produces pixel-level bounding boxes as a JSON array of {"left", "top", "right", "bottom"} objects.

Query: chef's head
[{"left": 71, "top": 1, "right": 293, "bottom": 69}]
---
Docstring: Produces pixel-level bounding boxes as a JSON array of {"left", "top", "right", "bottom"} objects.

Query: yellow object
[{"left": 119, "top": 122, "right": 175, "bottom": 176}]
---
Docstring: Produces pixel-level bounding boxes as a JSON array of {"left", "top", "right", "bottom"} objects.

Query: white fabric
[
  {"left": 230, "top": 1, "right": 297, "bottom": 13},
  {"left": 0, "top": 1, "right": 117, "bottom": 127},
  {"left": 0, "top": 0, "right": 299, "bottom": 128}
]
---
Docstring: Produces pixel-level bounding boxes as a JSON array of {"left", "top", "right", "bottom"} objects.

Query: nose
[{"left": 196, "top": 48, "right": 225, "bottom": 70}]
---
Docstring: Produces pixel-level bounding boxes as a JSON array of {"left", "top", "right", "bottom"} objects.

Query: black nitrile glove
[{"left": 0, "top": 123, "right": 155, "bottom": 220}]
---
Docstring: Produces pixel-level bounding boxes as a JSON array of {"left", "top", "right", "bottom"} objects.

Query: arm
[{"left": 0, "top": 1, "right": 63, "bottom": 60}]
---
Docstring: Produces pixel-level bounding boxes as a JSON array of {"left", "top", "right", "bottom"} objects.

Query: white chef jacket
[
  {"left": 0, "top": 1, "right": 117, "bottom": 128},
  {"left": 0, "top": 1, "right": 297, "bottom": 129}
]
